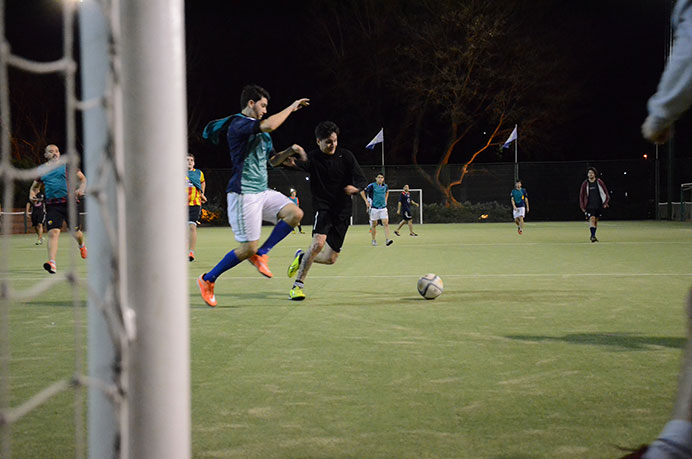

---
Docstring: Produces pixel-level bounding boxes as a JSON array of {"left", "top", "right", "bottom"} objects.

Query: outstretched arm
[
  {"left": 260, "top": 98, "right": 310, "bottom": 133},
  {"left": 270, "top": 144, "right": 306, "bottom": 167}
]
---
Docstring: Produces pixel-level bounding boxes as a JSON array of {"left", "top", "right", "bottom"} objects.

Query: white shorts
[
  {"left": 227, "top": 190, "right": 293, "bottom": 243},
  {"left": 513, "top": 207, "right": 526, "bottom": 219},
  {"left": 370, "top": 207, "right": 389, "bottom": 222}
]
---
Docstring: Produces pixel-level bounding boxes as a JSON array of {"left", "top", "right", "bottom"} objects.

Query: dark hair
[
  {"left": 515, "top": 179, "right": 522, "bottom": 184},
  {"left": 376, "top": 173, "right": 384, "bottom": 178},
  {"left": 240, "top": 85, "right": 270, "bottom": 110},
  {"left": 587, "top": 167, "right": 598, "bottom": 175},
  {"left": 187, "top": 153, "right": 195, "bottom": 159},
  {"left": 314, "top": 121, "right": 340, "bottom": 140}
]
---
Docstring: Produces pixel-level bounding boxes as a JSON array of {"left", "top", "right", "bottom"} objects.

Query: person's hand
[
  {"left": 397, "top": 209, "right": 400, "bottom": 215},
  {"left": 526, "top": 207, "right": 529, "bottom": 214},
  {"left": 343, "top": 185, "right": 359, "bottom": 195},
  {"left": 201, "top": 194, "right": 207, "bottom": 204},
  {"left": 291, "top": 144, "right": 307, "bottom": 161},
  {"left": 291, "top": 98, "right": 310, "bottom": 112},
  {"left": 76, "top": 189, "right": 85, "bottom": 199},
  {"left": 603, "top": 203, "right": 609, "bottom": 209}
]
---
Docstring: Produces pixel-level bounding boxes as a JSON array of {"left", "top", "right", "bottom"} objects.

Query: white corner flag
[
  {"left": 366, "top": 128, "right": 384, "bottom": 150},
  {"left": 502, "top": 125, "right": 517, "bottom": 149}
]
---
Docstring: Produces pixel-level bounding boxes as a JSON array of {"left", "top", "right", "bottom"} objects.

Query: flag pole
[
  {"left": 513, "top": 124, "right": 518, "bottom": 182},
  {"left": 381, "top": 128, "right": 385, "bottom": 176}
]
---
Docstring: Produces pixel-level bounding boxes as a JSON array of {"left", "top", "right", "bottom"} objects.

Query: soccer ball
[{"left": 417, "top": 273, "right": 443, "bottom": 300}]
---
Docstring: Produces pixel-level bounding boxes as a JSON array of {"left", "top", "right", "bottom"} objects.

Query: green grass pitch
[{"left": 4, "top": 221, "right": 692, "bottom": 458}]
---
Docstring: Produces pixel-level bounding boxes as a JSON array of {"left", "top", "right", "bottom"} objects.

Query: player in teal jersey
[
  {"left": 29, "top": 145, "right": 88, "bottom": 274},
  {"left": 510, "top": 180, "right": 529, "bottom": 235},
  {"left": 196, "top": 85, "right": 309, "bottom": 307},
  {"left": 360, "top": 173, "right": 393, "bottom": 246}
]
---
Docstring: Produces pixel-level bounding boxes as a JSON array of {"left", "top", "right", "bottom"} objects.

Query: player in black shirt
[{"left": 285, "top": 121, "right": 368, "bottom": 300}]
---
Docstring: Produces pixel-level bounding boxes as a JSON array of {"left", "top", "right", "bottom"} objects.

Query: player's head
[
  {"left": 515, "top": 179, "right": 522, "bottom": 189},
  {"left": 403, "top": 184, "right": 409, "bottom": 192},
  {"left": 187, "top": 153, "right": 195, "bottom": 170},
  {"left": 315, "top": 121, "right": 339, "bottom": 155},
  {"left": 240, "top": 85, "right": 270, "bottom": 120},
  {"left": 587, "top": 167, "right": 598, "bottom": 181},
  {"left": 44, "top": 144, "right": 60, "bottom": 160},
  {"left": 376, "top": 173, "right": 384, "bottom": 184}
]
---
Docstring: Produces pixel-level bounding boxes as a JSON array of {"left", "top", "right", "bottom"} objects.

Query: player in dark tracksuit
[
  {"left": 579, "top": 167, "right": 610, "bottom": 243},
  {"left": 26, "top": 191, "right": 46, "bottom": 245}
]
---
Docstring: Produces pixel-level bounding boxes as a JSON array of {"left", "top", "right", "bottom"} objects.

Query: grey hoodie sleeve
[{"left": 645, "top": 0, "right": 692, "bottom": 134}]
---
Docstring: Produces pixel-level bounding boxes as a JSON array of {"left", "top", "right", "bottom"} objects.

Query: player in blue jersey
[
  {"left": 196, "top": 85, "right": 309, "bottom": 307},
  {"left": 360, "top": 173, "right": 393, "bottom": 246},
  {"left": 29, "top": 144, "right": 88, "bottom": 274},
  {"left": 394, "top": 184, "right": 419, "bottom": 237},
  {"left": 510, "top": 180, "right": 529, "bottom": 235}
]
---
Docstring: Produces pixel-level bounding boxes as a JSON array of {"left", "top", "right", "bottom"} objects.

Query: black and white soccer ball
[{"left": 417, "top": 273, "right": 443, "bottom": 300}]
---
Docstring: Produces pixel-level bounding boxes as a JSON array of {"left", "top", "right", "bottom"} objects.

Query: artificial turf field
[{"left": 4, "top": 220, "right": 692, "bottom": 458}]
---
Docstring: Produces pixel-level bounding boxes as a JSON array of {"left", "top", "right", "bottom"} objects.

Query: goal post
[{"left": 680, "top": 183, "right": 692, "bottom": 222}]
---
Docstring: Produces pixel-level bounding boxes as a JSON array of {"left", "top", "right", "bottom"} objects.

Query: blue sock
[
  {"left": 257, "top": 220, "right": 293, "bottom": 256},
  {"left": 204, "top": 250, "right": 240, "bottom": 283},
  {"left": 590, "top": 227, "right": 596, "bottom": 238}
]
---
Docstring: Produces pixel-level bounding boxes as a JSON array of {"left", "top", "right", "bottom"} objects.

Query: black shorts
[
  {"left": 31, "top": 209, "right": 45, "bottom": 227},
  {"left": 313, "top": 209, "right": 350, "bottom": 252},
  {"left": 46, "top": 203, "right": 82, "bottom": 231},
  {"left": 401, "top": 209, "right": 412, "bottom": 221},
  {"left": 189, "top": 205, "right": 201, "bottom": 223},
  {"left": 585, "top": 207, "right": 602, "bottom": 219}
]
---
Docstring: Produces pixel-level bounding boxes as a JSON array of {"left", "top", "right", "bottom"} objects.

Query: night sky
[{"left": 4, "top": 0, "right": 688, "bottom": 170}]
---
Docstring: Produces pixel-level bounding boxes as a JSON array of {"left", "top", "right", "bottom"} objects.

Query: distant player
[
  {"left": 288, "top": 189, "right": 305, "bottom": 234},
  {"left": 360, "top": 173, "right": 393, "bottom": 246},
  {"left": 29, "top": 144, "right": 88, "bottom": 274},
  {"left": 510, "top": 180, "right": 529, "bottom": 235},
  {"left": 285, "top": 121, "right": 368, "bottom": 300},
  {"left": 25, "top": 189, "right": 46, "bottom": 245},
  {"left": 394, "top": 184, "right": 419, "bottom": 237},
  {"left": 579, "top": 167, "right": 609, "bottom": 243},
  {"left": 186, "top": 153, "right": 206, "bottom": 261},
  {"left": 195, "top": 84, "right": 309, "bottom": 307}
]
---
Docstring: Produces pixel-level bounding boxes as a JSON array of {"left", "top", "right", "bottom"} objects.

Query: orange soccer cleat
[
  {"left": 248, "top": 254, "right": 273, "bottom": 278},
  {"left": 196, "top": 274, "right": 217, "bottom": 307}
]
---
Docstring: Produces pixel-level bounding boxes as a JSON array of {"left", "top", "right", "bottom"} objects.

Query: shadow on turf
[
  {"left": 190, "top": 291, "right": 291, "bottom": 309},
  {"left": 505, "top": 333, "right": 684, "bottom": 350}
]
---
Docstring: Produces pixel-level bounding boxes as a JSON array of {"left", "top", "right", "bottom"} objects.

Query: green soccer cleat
[
  {"left": 289, "top": 285, "right": 306, "bottom": 301},
  {"left": 287, "top": 249, "right": 304, "bottom": 278}
]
